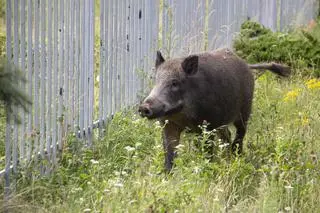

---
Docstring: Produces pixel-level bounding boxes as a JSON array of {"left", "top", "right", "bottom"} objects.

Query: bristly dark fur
[{"left": 139, "top": 48, "right": 291, "bottom": 171}]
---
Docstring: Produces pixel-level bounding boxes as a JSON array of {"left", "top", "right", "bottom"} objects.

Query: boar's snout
[
  {"left": 138, "top": 103, "right": 153, "bottom": 117},
  {"left": 138, "top": 98, "right": 165, "bottom": 119}
]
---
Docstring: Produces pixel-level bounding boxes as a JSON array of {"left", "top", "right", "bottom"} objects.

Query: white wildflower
[
  {"left": 90, "top": 159, "right": 99, "bottom": 164},
  {"left": 219, "top": 143, "right": 229, "bottom": 149},
  {"left": 133, "top": 119, "right": 141, "bottom": 124},
  {"left": 284, "top": 185, "right": 293, "bottom": 189},
  {"left": 124, "top": 146, "right": 135, "bottom": 152},
  {"left": 114, "top": 182, "right": 124, "bottom": 188},
  {"left": 284, "top": 206, "right": 291, "bottom": 211},
  {"left": 193, "top": 166, "right": 201, "bottom": 174},
  {"left": 176, "top": 144, "right": 185, "bottom": 150},
  {"left": 129, "top": 200, "right": 137, "bottom": 205}
]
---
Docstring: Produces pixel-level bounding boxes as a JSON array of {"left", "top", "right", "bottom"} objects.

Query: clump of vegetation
[
  {"left": 0, "top": 58, "right": 31, "bottom": 157},
  {"left": 0, "top": 58, "right": 32, "bottom": 123},
  {"left": 1, "top": 74, "right": 320, "bottom": 212},
  {"left": 0, "top": 33, "right": 5, "bottom": 58},
  {"left": 234, "top": 20, "right": 320, "bottom": 77}
]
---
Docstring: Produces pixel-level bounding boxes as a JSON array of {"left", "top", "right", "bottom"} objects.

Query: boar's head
[{"left": 139, "top": 51, "right": 198, "bottom": 119}]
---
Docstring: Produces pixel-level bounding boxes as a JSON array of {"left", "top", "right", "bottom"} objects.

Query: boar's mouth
[{"left": 163, "top": 103, "right": 184, "bottom": 117}]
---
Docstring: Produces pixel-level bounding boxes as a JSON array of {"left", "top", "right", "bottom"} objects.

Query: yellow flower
[
  {"left": 306, "top": 78, "right": 320, "bottom": 89},
  {"left": 283, "top": 89, "right": 300, "bottom": 102},
  {"left": 301, "top": 117, "right": 309, "bottom": 126}
]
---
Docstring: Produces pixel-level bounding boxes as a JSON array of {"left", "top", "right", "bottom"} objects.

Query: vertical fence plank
[
  {"left": 130, "top": 0, "right": 134, "bottom": 104},
  {"left": 88, "top": 0, "right": 94, "bottom": 145},
  {"left": 143, "top": 0, "right": 148, "bottom": 93},
  {"left": 79, "top": 0, "right": 85, "bottom": 138},
  {"left": 75, "top": 0, "right": 80, "bottom": 133},
  {"left": 52, "top": 0, "right": 59, "bottom": 163},
  {"left": 117, "top": 0, "right": 121, "bottom": 109},
  {"left": 26, "top": 0, "right": 33, "bottom": 162},
  {"left": 128, "top": 0, "right": 133, "bottom": 105},
  {"left": 142, "top": 0, "right": 148, "bottom": 94},
  {"left": 112, "top": 0, "right": 118, "bottom": 113},
  {"left": 33, "top": 0, "right": 40, "bottom": 162},
  {"left": 12, "top": 0, "right": 19, "bottom": 174},
  {"left": 99, "top": 0, "right": 105, "bottom": 133},
  {"left": 120, "top": 0, "right": 125, "bottom": 107},
  {"left": 84, "top": 0, "right": 89, "bottom": 140},
  {"left": 103, "top": 0, "right": 108, "bottom": 120},
  {"left": 118, "top": 0, "right": 122, "bottom": 108},
  {"left": 92, "top": 0, "right": 95, "bottom": 127},
  {"left": 104, "top": 0, "right": 109, "bottom": 119},
  {"left": 133, "top": 0, "right": 138, "bottom": 103},
  {"left": 138, "top": 0, "right": 143, "bottom": 96},
  {"left": 106, "top": 0, "right": 112, "bottom": 117},
  {"left": 125, "top": 0, "right": 130, "bottom": 106},
  {"left": 64, "top": 0, "right": 70, "bottom": 133},
  {"left": 5, "top": 0, "right": 13, "bottom": 201},
  {"left": 83, "top": 0, "right": 88, "bottom": 139},
  {"left": 46, "top": 0, "right": 53, "bottom": 164},
  {"left": 69, "top": 0, "right": 75, "bottom": 132},
  {"left": 40, "top": 0, "right": 46, "bottom": 160},
  {"left": 58, "top": 0, "right": 64, "bottom": 147},
  {"left": 19, "top": 0, "right": 26, "bottom": 162},
  {"left": 110, "top": 0, "right": 115, "bottom": 114},
  {"left": 152, "top": 0, "right": 159, "bottom": 64}
]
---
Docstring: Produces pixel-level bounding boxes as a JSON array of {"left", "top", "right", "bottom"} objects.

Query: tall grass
[{"left": 1, "top": 73, "right": 319, "bottom": 212}]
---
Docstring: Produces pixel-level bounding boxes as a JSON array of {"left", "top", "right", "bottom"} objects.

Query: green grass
[{"left": 1, "top": 73, "right": 319, "bottom": 213}]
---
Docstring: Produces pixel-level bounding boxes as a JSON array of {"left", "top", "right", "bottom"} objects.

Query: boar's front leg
[{"left": 162, "top": 121, "right": 183, "bottom": 172}]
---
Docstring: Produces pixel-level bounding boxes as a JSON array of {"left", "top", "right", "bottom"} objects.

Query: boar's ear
[
  {"left": 182, "top": 55, "right": 198, "bottom": 75},
  {"left": 155, "top": 51, "right": 165, "bottom": 68}
]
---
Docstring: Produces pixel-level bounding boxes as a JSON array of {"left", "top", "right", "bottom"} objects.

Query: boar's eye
[{"left": 171, "top": 80, "right": 180, "bottom": 90}]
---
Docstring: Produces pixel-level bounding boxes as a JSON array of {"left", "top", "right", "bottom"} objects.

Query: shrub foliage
[{"left": 233, "top": 20, "right": 320, "bottom": 77}]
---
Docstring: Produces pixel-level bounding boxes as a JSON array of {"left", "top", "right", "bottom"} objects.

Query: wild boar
[{"left": 139, "top": 48, "right": 290, "bottom": 171}]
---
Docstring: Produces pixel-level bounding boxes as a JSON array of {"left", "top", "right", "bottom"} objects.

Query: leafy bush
[{"left": 233, "top": 20, "right": 320, "bottom": 77}]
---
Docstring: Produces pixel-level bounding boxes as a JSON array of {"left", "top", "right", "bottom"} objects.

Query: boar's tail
[{"left": 248, "top": 63, "right": 291, "bottom": 77}]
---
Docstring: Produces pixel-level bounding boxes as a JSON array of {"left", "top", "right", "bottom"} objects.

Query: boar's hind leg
[
  {"left": 232, "top": 106, "right": 251, "bottom": 154},
  {"left": 232, "top": 91, "right": 253, "bottom": 154},
  {"left": 232, "top": 119, "right": 247, "bottom": 154},
  {"left": 162, "top": 121, "right": 183, "bottom": 172}
]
